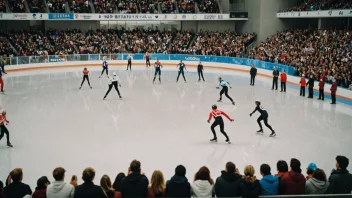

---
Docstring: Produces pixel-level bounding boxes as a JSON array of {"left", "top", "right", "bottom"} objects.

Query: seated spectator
[
  {"left": 0, "top": 180, "right": 4, "bottom": 198},
  {"left": 279, "top": 158, "right": 306, "bottom": 195},
  {"left": 0, "top": 0, "right": 6, "bottom": 12},
  {"left": 275, "top": 160, "right": 288, "bottom": 178},
  {"left": 165, "top": 165, "right": 191, "bottom": 197},
  {"left": 327, "top": 155, "right": 352, "bottom": 194},
  {"left": 32, "top": 176, "right": 50, "bottom": 198},
  {"left": 100, "top": 175, "right": 117, "bottom": 198},
  {"left": 177, "top": 0, "right": 195, "bottom": 13},
  {"left": 4, "top": 168, "right": 32, "bottom": 198},
  {"left": 74, "top": 167, "right": 105, "bottom": 198},
  {"left": 46, "top": 167, "right": 75, "bottom": 198},
  {"left": 306, "top": 162, "right": 317, "bottom": 180},
  {"left": 112, "top": 173, "right": 125, "bottom": 198},
  {"left": 191, "top": 166, "right": 214, "bottom": 197},
  {"left": 27, "top": 0, "right": 46, "bottom": 12},
  {"left": 68, "top": 0, "right": 92, "bottom": 13},
  {"left": 239, "top": 165, "right": 261, "bottom": 197},
  {"left": 121, "top": 160, "right": 149, "bottom": 197},
  {"left": 305, "top": 168, "right": 329, "bottom": 194},
  {"left": 259, "top": 164, "right": 279, "bottom": 196},
  {"left": 197, "top": 0, "right": 219, "bottom": 13},
  {"left": 284, "top": 0, "right": 352, "bottom": 11},
  {"left": 47, "top": 0, "right": 66, "bottom": 13},
  {"left": 70, "top": 175, "right": 78, "bottom": 187},
  {"left": 214, "top": 161, "right": 241, "bottom": 197},
  {"left": 8, "top": 0, "right": 26, "bottom": 12},
  {"left": 147, "top": 170, "right": 166, "bottom": 197},
  {"left": 93, "top": 0, "right": 115, "bottom": 13}
]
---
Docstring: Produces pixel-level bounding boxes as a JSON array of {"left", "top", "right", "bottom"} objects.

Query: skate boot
[
  {"left": 217, "top": 99, "right": 222, "bottom": 102},
  {"left": 232, "top": 102, "right": 235, "bottom": 105},
  {"left": 103, "top": 96, "right": 106, "bottom": 100},
  {"left": 79, "top": 87, "right": 82, "bottom": 89},
  {"left": 119, "top": 95, "right": 122, "bottom": 99},
  {"left": 90, "top": 87, "right": 92, "bottom": 89},
  {"left": 256, "top": 129, "right": 264, "bottom": 134},
  {"left": 270, "top": 131, "right": 276, "bottom": 137},
  {"left": 7, "top": 142, "right": 13, "bottom": 147},
  {"left": 210, "top": 138, "right": 217, "bottom": 142},
  {"left": 226, "top": 139, "right": 231, "bottom": 144}
]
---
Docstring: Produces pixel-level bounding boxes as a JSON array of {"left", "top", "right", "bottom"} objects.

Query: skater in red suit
[{"left": 207, "top": 104, "right": 234, "bottom": 144}]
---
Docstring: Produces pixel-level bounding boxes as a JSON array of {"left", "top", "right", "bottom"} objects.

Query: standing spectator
[
  {"left": 74, "top": 167, "right": 105, "bottom": 198},
  {"left": 147, "top": 170, "right": 166, "bottom": 197},
  {"left": 0, "top": 180, "right": 5, "bottom": 198},
  {"left": 259, "top": 164, "right": 279, "bottom": 196},
  {"left": 121, "top": 160, "right": 149, "bottom": 198},
  {"left": 318, "top": 79, "right": 325, "bottom": 100},
  {"left": 306, "top": 163, "right": 317, "bottom": 180},
  {"left": 305, "top": 169, "right": 329, "bottom": 194},
  {"left": 100, "top": 175, "right": 117, "bottom": 198},
  {"left": 165, "top": 165, "right": 191, "bottom": 197},
  {"left": 4, "top": 168, "right": 32, "bottom": 198},
  {"left": 112, "top": 173, "right": 125, "bottom": 198},
  {"left": 330, "top": 79, "right": 337, "bottom": 104},
  {"left": 299, "top": 74, "right": 306, "bottom": 97},
  {"left": 47, "top": 167, "right": 75, "bottom": 198},
  {"left": 70, "top": 175, "right": 78, "bottom": 187},
  {"left": 191, "top": 166, "right": 214, "bottom": 198},
  {"left": 275, "top": 160, "right": 288, "bottom": 178},
  {"left": 32, "top": 176, "right": 50, "bottom": 198},
  {"left": 250, "top": 64, "right": 257, "bottom": 86},
  {"left": 214, "top": 162, "right": 242, "bottom": 197},
  {"left": 239, "top": 165, "right": 261, "bottom": 198},
  {"left": 327, "top": 155, "right": 352, "bottom": 194},
  {"left": 279, "top": 158, "right": 306, "bottom": 195},
  {"left": 272, "top": 67, "right": 279, "bottom": 90},
  {"left": 280, "top": 69, "right": 287, "bottom": 92},
  {"left": 307, "top": 75, "right": 315, "bottom": 99}
]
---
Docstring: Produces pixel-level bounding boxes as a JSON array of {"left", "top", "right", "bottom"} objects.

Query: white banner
[
  {"left": 0, "top": 13, "right": 49, "bottom": 20},
  {"left": 277, "top": 9, "right": 352, "bottom": 18}
]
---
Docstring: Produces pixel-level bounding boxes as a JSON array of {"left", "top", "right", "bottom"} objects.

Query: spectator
[
  {"left": 70, "top": 175, "right": 78, "bottom": 187},
  {"left": 327, "top": 155, "right": 352, "bottom": 194},
  {"left": 47, "top": 167, "right": 75, "bottom": 198},
  {"left": 305, "top": 168, "right": 329, "bottom": 194},
  {"left": 279, "top": 158, "right": 306, "bottom": 195},
  {"left": 239, "top": 165, "right": 261, "bottom": 198},
  {"left": 0, "top": 180, "right": 4, "bottom": 198},
  {"left": 32, "top": 176, "right": 50, "bottom": 198},
  {"left": 165, "top": 165, "right": 191, "bottom": 197},
  {"left": 306, "top": 163, "right": 317, "bottom": 180},
  {"left": 147, "top": 170, "right": 166, "bottom": 197},
  {"left": 4, "top": 168, "right": 32, "bottom": 198},
  {"left": 259, "top": 164, "right": 279, "bottom": 196},
  {"left": 275, "top": 160, "right": 289, "bottom": 178},
  {"left": 112, "top": 173, "right": 125, "bottom": 198},
  {"left": 121, "top": 160, "right": 149, "bottom": 198},
  {"left": 100, "top": 175, "right": 117, "bottom": 198},
  {"left": 214, "top": 162, "right": 241, "bottom": 197},
  {"left": 330, "top": 79, "right": 338, "bottom": 104},
  {"left": 74, "top": 167, "right": 105, "bottom": 198},
  {"left": 191, "top": 166, "right": 214, "bottom": 197}
]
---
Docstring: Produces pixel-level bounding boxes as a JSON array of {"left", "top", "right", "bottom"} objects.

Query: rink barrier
[
  {"left": 253, "top": 195, "right": 352, "bottom": 198},
  {"left": 4, "top": 58, "right": 352, "bottom": 105}
]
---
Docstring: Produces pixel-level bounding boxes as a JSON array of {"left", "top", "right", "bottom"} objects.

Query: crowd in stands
[
  {"left": 285, "top": 0, "right": 352, "bottom": 12},
  {"left": 0, "top": 0, "right": 6, "bottom": 12},
  {"left": 1, "top": 156, "right": 352, "bottom": 198},
  {"left": 27, "top": 0, "right": 46, "bottom": 13},
  {"left": 197, "top": 0, "right": 219, "bottom": 13},
  {"left": 177, "top": 0, "right": 195, "bottom": 13},
  {"left": 47, "top": 0, "right": 66, "bottom": 13},
  {"left": 168, "top": 30, "right": 195, "bottom": 54},
  {"left": 68, "top": 0, "right": 92, "bottom": 13},
  {"left": 160, "top": 0, "right": 176, "bottom": 13},
  {"left": 249, "top": 28, "right": 352, "bottom": 89},
  {"left": 8, "top": 0, "right": 26, "bottom": 12},
  {"left": 93, "top": 0, "right": 115, "bottom": 13},
  {"left": 139, "top": 0, "right": 158, "bottom": 13},
  {"left": 117, "top": 0, "right": 138, "bottom": 13}
]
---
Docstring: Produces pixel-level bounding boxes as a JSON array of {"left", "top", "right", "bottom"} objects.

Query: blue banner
[{"left": 48, "top": 13, "right": 74, "bottom": 20}]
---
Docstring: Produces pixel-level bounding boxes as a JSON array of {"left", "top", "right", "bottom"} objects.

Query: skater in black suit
[
  {"left": 126, "top": 54, "right": 132, "bottom": 70},
  {"left": 100, "top": 57, "right": 108, "bottom": 78},
  {"left": 197, "top": 62, "right": 205, "bottom": 81},
  {"left": 176, "top": 60, "right": 187, "bottom": 83},
  {"left": 250, "top": 64, "right": 257, "bottom": 85},
  {"left": 153, "top": 59, "right": 162, "bottom": 83},
  {"left": 103, "top": 72, "right": 122, "bottom": 99},
  {"left": 272, "top": 67, "right": 279, "bottom": 90},
  {"left": 307, "top": 75, "right": 315, "bottom": 99},
  {"left": 250, "top": 100, "right": 276, "bottom": 137}
]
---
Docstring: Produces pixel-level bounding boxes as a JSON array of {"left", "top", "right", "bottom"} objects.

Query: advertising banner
[
  {"left": 277, "top": 9, "right": 352, "bottom": 18},
  {"left": 48, "top": 13, "right": 74, "bottom": 20},
  {"left": 48, "top": 56, "right": 66, "bottom": 63},
  {"left": 0, "top": 13, "right": 48, "bottom": 20}
]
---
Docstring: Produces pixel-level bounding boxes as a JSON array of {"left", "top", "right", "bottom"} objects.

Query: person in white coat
[
  {"left": 46, "top": 167, "right": 75, "bottom": 198},
  {"left": 191, "top": 166, "right": 214, "bottom": 198}
]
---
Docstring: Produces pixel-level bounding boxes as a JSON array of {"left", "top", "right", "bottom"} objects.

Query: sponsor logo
[
  {"left": 49, "top": 13, "right": 74, "bottom": 20},
  {"left": 155, "top": 15, "right": 158, "bottom": 18},
  {"left": 75, "top": 14, "right": 92, "bottom": 19},
  {"left": 48, "top": 57, "right": 66, "bottom": 62},
  {"left": 298, "top": 12, "right": 300, "bottom": 16},
  {"left": 328, "top": 10, "right": 332, "bottom": 16},
  {"left": 204, "top": 15, "right": 216, "bottom": 20},
  {"left": 173, "top": 15, "right": 177, "bottom": 19},
  {"left": 182, "top": 15, "right": 186, "bottom": 19},
  {"left": 192, "top": 15, "right": 197, "bottom": 19},
  {"left": 32, "top": 14, "right": 43, "bottom": 19},
  {"left": 218, "top": 15, "right": 223, "bottom": 19},
  {"left": 164, "top": 15, "right": 167, "bottom": 19},
  {"left": 13, "top": 14, "right": 28, "bottom": 19},
  {"left": 185, "top": 56, "right": 200, "bottom": 61},
  {"left": 339, "top": 11, "right": 343, "bottom": 15}
]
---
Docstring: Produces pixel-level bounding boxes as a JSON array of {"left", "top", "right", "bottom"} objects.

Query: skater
[
  {"left": 144, "top": 52, "right": 150, "bottom": 67},
  {"left": 127, "top": 54, "right": 132, "bottom": 71},
  {"left": 250, "top": 100, "right": 276, "bottom": 137},
  {"left": 307, "top": 75, "right": 314, "bottom": 99},
  {"left": 299, "top": 74, "right": 306, "bottom": 96},
  {"left": 0, "top": 59, "right": 6, "bottom": 74},
  {"left": 100, "top": 56, "right": 108, "bottom": 78},
  {"left": 197, "top": 61, "right": 205, "bottom": 81},
  {"left": 153, "top": 59, "right": 162, "bottom": 83},
  {"left": 330, "top": 79, "right": 337, "bottom": 104},
  {"left": 103, "top": 72, "right": 122, "bottom": 100},
  {"left": 250, "top": 64, "right": 257, "bottom": 86},
  {"left": 176, "top": 60, "right": 187, "bottom": 83},
  {"left": 217, "top": 77, "right": 235, "bottom": 105},
  {"left": 79, "top": 68, "right": 92, "bottom": 89},
  {"left": 0, "top": 65, "right": 4, "bottom": 93},
  {"left": 280, "top": 69, "right": 287, "bottom": 92},
  {"left": 272, "top": 67, "right": 279, "bottom": 90},
  {"left": 0, "top": 110, "right": 13, "bottom": 147},
  {"left": 318, "top": 78, "right": 325, "bottom": 100},
  {"left": 207, "top": 104, "right": 234, "bottom": 144}
]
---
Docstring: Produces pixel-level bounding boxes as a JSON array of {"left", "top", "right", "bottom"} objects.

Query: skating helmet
[
  {"left": 255, "top": 99, "right": 261, "bottom": 105},
  {"left": 212, "top": 104, "right": 217, "bottom": 109},
  {"left": 113, "top": 72, "right": 117, "bottom": 76}
]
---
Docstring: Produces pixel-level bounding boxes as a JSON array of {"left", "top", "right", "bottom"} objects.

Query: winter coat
[
  {"left": 147, "top": 186, "right": 165, "bottom": 198},
  {"left": 300, "top": 78, "right": 306, "bottom": 86},
  {"left": 165, "top": 176, "right": 191, "bottom": 198},
  {"left": 32, "top": 188, "right": 47, "bottom": 198},
  {"left": 214, "top": 171, "right": 242, "bottom": 197},
  {"left": 191, "top": 180, "right": 213, "bottom": 198},
  {"left": 327, "top": 169, "right": 352, "bottom": 194},
  {"left": 305, "top": 177, "right": 329, "bottom": 194},
  {"left": 74, "top": 181, "right": 105, "bottom": 198},
  {"left": 307, "top": 78, "right": 314, "bottom": 88},
  {"left": 330, "top": 82, "right": 337, "bottom": 94},
  {"left": 4, "top": 181, "right": 32, "bottom": 198},
  {"left": 273, "top": 70, "right": 279, "bottom": 78},
  {"left": 259, "top": 175, "right": 279, "bottom": 195},
  {"left": 319, "top": 81, "right": 325, "bottom": 90},
  {"left": 47, "top": 181, "right": 75, "bottom": 198},
  {"left": 280, "top": 73, "right": 287, "bottom": 82},
  {"left": 239, "top": 179, "right": 261, "bottom": 198},
  {"left": 121, "top": 172, "right": 149, "bottom": 198},
  {"left": 279, "top": 171, "right": 305, "bottom": 195},
  {"left": 250, "top": 68, "right": 257, "bottom": 76}
]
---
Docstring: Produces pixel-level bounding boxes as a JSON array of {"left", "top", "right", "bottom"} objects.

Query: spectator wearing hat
[
  {"left": 279, "top": 158, "right": 306, "bottom": 195},
  {"left": 47, "top": 167, "right": 75, "bottom": 198},
  {"left": 305, "top": 169, "right": 329, "bottom": 194},
  {"left": 327, "top": 155, "right": 352, "bottom": 194},
  {"left": 275, "top": 160, "right": 288, "bottom": 179},
  {"left": 32, "top": 176, "right": 50, "bottom": 198},
  {"left": 306, "top": 163, "right": 317, "bottom": 180},
  {"left": 214, "top": 162, "right": 242, "bottom": 197},
  {"left": 259, "top": 164, "right": 279, "bottom": 195},
  {"left": 4, "top": 168, "right": 32, "bottom": 198},
  {"left": 165, "top": 165, "right": 191, "bottom": 197}
]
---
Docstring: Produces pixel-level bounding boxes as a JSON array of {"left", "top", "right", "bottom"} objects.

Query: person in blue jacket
[{"left": 259, "top": 164, "right": 279, "bottom": 195}]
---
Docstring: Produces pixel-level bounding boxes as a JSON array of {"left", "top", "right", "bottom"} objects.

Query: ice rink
[{"left": 0, "top": 66, "right": 351, "bottom": 188}]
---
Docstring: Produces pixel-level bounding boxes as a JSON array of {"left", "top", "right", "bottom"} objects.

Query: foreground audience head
[
  {"left": 37, "top": 176, "right": 50, "bottom": 189},
  {"left": 243, "top": 165, "right": 256, "bottom": 183},
  {"left": 0, "top": 180, "right": 3, "bottom": 189},
  {"left": 277, "top": 160, "right": 288, "bottom": 173},
  {"left": 70, "top": 175, "right": 78, "bottom": 186},
  {"left": 10, "top": 168, "right": 23, "bottom": 182},
  {"left": 82, "top": 167, "right": 95, "bottom": 182},
  {"left": 53, "top": 167, "right": 66, "bottom": 181},
  {"left": 225, "top": 161, "right": 236, "bottom": 173},
  {"left": 194, "top": 166, "right": 214, "bottom": 184},
  {"left": 151, "top": 170, "right": 166, "bottom": 195},
  {"left": 312, "top": 169, "right": 327, "bottom": 182},
  {"left": 129, "top": 160, "right": 141, "bottom": 173},
  {"left": 260, "top": 164, "right": 271, "bottom": 176},
  {"left": 175, "top": 165, "right": 186, "bottom": 177},
  {"left": 100, "top": 175, "right": 114, "bottom": 195},
  {"left": 290, "top": 158, "right": 302, "bottom": 173},
  {"left": 113, "top": 173, "right": 125, "bottom": 191},
  {"left": 336, "top": 155, "right": 349, "bottom": 170},
  {"left": 306, "top": 163, "right": 317, "bottom": 175}
]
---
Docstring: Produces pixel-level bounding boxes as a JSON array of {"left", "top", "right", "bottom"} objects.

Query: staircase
[
  {"left": 4, "top": 0, "right": 10, "bottom": 13},
  {"left": 0, "top": 37, "right": 18, "bottom": 55},
  {"left": 23, "top": 0, "right": 31, "bottom": 12},
  {"left": 42, "top": 0, "right": 49, "bottom": 13}
]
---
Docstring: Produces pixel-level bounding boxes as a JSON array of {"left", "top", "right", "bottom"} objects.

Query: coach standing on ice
[
  {"left": 272, "top": 67, "right": 279, "bottom": 90},
  {"left": 250, "top": 64, "right": 257, "bottom": 86}
]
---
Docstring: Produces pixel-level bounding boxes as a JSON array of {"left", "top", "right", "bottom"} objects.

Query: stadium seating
[
  {"left": 0, "top": 0, "right": 6, "bottom": 12},
  {"left": 47, "top": 0, "right": 66, "bottom": 13},
  {"left": 197, "top": 0, "right": 219, "bottom": 13},
  {"left": 67, "top": 0, "right": 92, "bottom": 13},
  {"left": 93, "top": 0, "right": 116, "bottom": 13},
  {"left": 27, "top": 0, "right": 46, "bottom": 12},
  {"left": 177, "top": 0, "right": 195, "bottom": 13},
  {"left": 285, "top": 0, "right": 352, "bottom": 12},
  {"left": 8, "top": 0, "right": 26, "bottom": 12}
]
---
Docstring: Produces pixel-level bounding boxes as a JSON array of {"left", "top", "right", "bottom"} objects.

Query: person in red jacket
[
  {"left": 280, "top": 69, "right": 287, "bottom": 92},
  {"left": 279, "top": 158, "right": 306, "bottom": 195},
  {"left": 32, "top": 176, "right": 50, "bottom": 198},
  {"left": 207, "top": 104, "right": 234, "bottom": 144},
  {"left": 330, "top": 79, "right": 337, "bottom": 104},
  {"left": 299, "top": 74, "right": 306, "bottom": 97},
  {"left": 318, "top": 79, "right": 325, "bottom": 100}
]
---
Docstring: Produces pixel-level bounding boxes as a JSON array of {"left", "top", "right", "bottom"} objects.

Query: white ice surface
[{"left": 0, "top": 66, "right": 351, "bottom": 189}]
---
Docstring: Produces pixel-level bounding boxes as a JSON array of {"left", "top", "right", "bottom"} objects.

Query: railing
[{"left": 1, "top": 53, "right": 296, "bottom": 75}]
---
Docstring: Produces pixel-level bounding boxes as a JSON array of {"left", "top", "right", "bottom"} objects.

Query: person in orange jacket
[
  {"left": 0, "top": 110, "right": 13, "bottom": 147},
  {"left": 280, "top": 69, "right": 287, "bottom": 92},
  {"left": 330, "top": 79, "right": 337, "bottom": 104},
  {"left": 299, "top": 74, "right": 306, "bottom": 97},
  {"left": 318, "top": 78, "right": 325, "bottom": 100}
]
